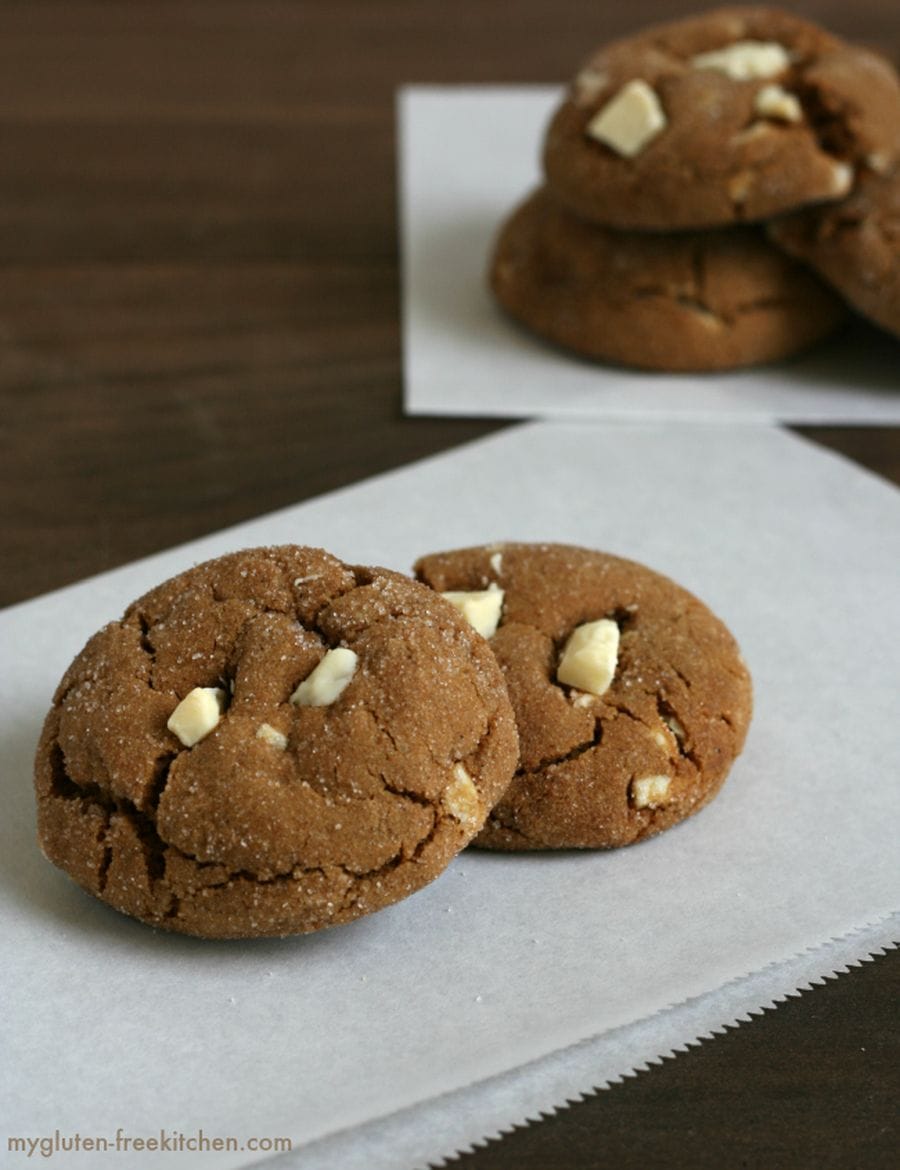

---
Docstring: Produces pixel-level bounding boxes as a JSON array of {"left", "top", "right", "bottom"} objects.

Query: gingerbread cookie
[
  {"left": 769, "top": 167, "right": 900, "bottom": 338},
  {"left": 415, "top": 543, "right": 752, "bottom": 851},
  {"left": 543, "top": 7, "right": 900, "bottom": 229},
  {"left": 34, "top": 546, "right": 518, "bottom": 938},
  {"left": 489, "top": 187, "right": 845, "bottom": 371}
]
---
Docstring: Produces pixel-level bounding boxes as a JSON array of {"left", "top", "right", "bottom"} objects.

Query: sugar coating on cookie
[
  {"left": 489, "top": 188, "right": 845, "bottom": 372},
  {"left": 34, "top": 546, "right": 519, "bottom": 938},
  {"left": 543, "top": 6, "right": 900, "bottom": 229},
  {"left": 415, "top": 543, "right": 753, "bottom": 851}
]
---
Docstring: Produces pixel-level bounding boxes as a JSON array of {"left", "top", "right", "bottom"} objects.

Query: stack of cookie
[
  {"left": 34, "top": 541, "right": 752, "bottom": 939},
  {"left": 489, "top": 6, "right": 900, "bottom": 372}
]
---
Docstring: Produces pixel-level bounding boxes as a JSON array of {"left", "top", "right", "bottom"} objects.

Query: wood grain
[
  {"left": 0, "top": 4, "right": 897, "bottom": 1168},
  {"left": 1, "top": 1, "right": 897, "bottom": 605}
]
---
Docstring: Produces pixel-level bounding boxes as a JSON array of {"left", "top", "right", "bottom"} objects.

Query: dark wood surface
[{"left": 1, "top": 3, "right": 897, "bottom": 1167}]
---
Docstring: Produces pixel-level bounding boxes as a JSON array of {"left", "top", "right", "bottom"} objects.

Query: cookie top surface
[
  {"left": 543, "top": 6, "right": 900, "bottom": 229},
  {"left": 769, "top": 167, "right": 900, "bottom": 338},
  {"left": 34, "top": 545, "right": 518, "bottom": 938},
  {"left": 415, "top": 543, "right": 753, "bottom": 850},
  {"left": 489, "top": 187, "right": 845, "bottom": 372}
]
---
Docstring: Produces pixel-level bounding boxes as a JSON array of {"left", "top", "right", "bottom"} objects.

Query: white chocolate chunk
[
  {"left": 662, "top": 712, "right": 686, "bottom": 743},
  {"left": 442, "top": 764, "right": 482, "bottom": 826},
  {"left": 728, "top": 170, "right": 754, "bottom": 204},
  {"left": 829, "top": 160, "right": 854, "bottom": 195},
  {"left": 732, "top": 121, "right": 775, "bottom": 145},
  {"left": 440, "top": 583, "right": 504, "bottom": 639},
  {"left": 754, "top": 84, "right": 802, "bottom": 123},
  {"left": 290, "top": 647, "right": 358, "bottom": 707},
  {"left": 585, "top": 79, "right": 667, "bottom": 158},
  {"left": 557, "top": 619, "right": 620, "bottom": 697},
  {"left": 631, "top": 774, "right": 672, "bottom": 808},
  {"left": 691, "top": 40, "right": 790, "bottom": 81},
  {"left": 867, "top": 150, "right": 891, "bottom": 175},
  {"left": 256, "top": 722, "right": 288, "bottom": 750},
  {"left": 574, "top": 66, "right": 609, "bottom": 106},
  {"left": 167, "top": 686, "right": 226, "bottom": 747},
  {"left": 489, "top": 551, "right": 503, "bottom": 576},
  {"left": 689, "top": 305, "right": 726, "bottom": 331}
]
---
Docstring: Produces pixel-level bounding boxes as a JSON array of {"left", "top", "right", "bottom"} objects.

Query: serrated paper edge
[
  {"left": 249, "top": 912, "right": 898, "bottom": 1170},
  {"left": 429, "top": 916, "right": 900, "bottom": 1168}
]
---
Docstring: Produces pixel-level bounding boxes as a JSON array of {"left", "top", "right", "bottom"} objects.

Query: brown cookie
[
  {"left": 489, "top": 187, "right": 846, "bottom": 371},
  {"left": 34, "top": 545, "right": 518, "bottom": 938},
  {"left": 414, "top": 543, "right": 752, "bottom": 851},
  {"left": 769, "top": 168, "right": 900, "bottom": 338},
  {"left": 543, "top": 6, "right": 900, "bottom": 230}
]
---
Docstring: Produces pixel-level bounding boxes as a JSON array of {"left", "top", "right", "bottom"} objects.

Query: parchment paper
[
  {"left": 2, "top": 421, "right": 899, "bottom": 1168},
  {"left": 399, "top": 87, "right": 900, "bottom": 422},
  {"left": 262, "top": 913, "right": 900, "bottom": 1170}
]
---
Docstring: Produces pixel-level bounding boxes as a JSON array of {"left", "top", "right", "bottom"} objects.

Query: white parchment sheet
[
  {"left": 399, "top": 87, "right": 900, "bottom": 423},
  {"left": 2, "top": 422, "right": 899, "bottom": 1169}
]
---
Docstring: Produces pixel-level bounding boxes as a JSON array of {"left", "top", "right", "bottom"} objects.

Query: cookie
[
  {"left": 542, "top": 6, "right": 900, "bottom": 230},
  {"left": 489, "top": 187, "right": 846, "bottom": 371},
  {"left": 769, "top": 167, "right": 900, "bottom": 338},
  {"left": 415, "top": 543, "right": 753, "bottom": 851},
  {"left": 34, "top": 545, "right": 519, "bottom": 938}
]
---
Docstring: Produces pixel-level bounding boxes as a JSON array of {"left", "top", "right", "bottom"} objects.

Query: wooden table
[{"left": 1, "top": 3, "right": 897, "bottom": 1166}]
